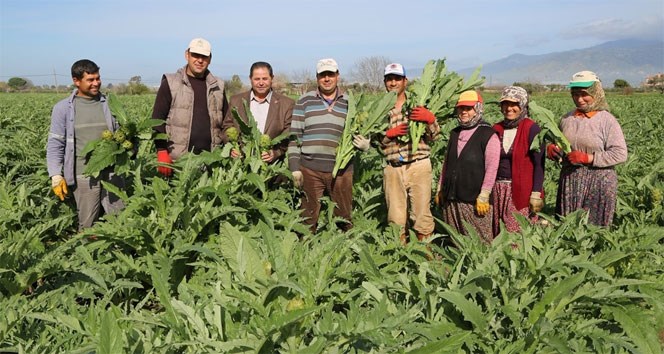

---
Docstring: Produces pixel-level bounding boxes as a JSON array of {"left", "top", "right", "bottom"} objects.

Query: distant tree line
[{"left": 2, "top": 59, "right": 663, "bottom": 95}]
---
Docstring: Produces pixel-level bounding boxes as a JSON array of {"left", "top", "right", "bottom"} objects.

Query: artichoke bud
[
  {"left": 101, "top": 130, "right": 113, "bottom": 141},
  {"left": 652, "top": 188, "right": 663, "bottom": 205},
  {"left": 260, "top": 134, "right": 272, "bottom": 151},
  {"left": 226, "top": 127, "right": 239, "bottom": 142},
  {"left": 113, "top": 130, "right": 126, "bottom": 143},
  {"left": 286, "top": 297, "right": 305, "bottom": 311}
]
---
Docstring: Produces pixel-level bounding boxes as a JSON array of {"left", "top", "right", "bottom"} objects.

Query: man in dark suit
[{"left": 221, "top": 61, "right": 294, "bottom": 163}]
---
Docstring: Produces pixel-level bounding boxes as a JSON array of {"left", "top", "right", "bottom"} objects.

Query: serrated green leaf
[
  {"left": 218, "top": 223, "right": 265, "bottom": 281},
  {"left": 608, "top": 306, "right": 661, "bottom": 354},
  {"left": 78, "top": 267, "right": 109, "bottom": 293},
  {"left": 83, "top": 139, "right": 122, "bottom": 177},
  {"left": 362, "top": 281, "right": 383, "bottom": 302},
  {"left": 530, "top": 101, "right": 572, "bottom": 153},
  {"left": 146, "top": 254, "right": 179, "bottom": 329},
  {"left": 439, "top": 290, "right": 488, "bottom": 331},
  {"left": 528, "top": 272, "right": 587, "bottom": 325},
  {"left": 98, "top": 309, "right": 123, "bottom": 354},
  {"left": 406, "top": 331, "right": 471, "bottom": 354},
  {"left": 245, "top": 172, "right": 266, "bottom": 197}
]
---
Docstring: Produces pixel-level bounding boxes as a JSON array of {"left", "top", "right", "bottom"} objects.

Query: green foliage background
[{"left": 0, "top": 92, "right": 662, "bottom": 353}]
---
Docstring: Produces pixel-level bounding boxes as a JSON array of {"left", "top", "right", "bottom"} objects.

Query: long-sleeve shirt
[
  {"left": 152, "top": 74, "right": 212, "bottom": 153},
  {"left": 46, "top": 90, "right": 118, "bottom": 185},
  {"left": 560, "top": 110, "right": 627, "bottom": 168},
  {"left": 287, "top": 90, "right": 348, "bottom": 173},
  {"left": 380, "top": 106, "right": 440, "bottom": 164},
  {"left": 496, "top": 123, "right": 545, "bottom": 192}
]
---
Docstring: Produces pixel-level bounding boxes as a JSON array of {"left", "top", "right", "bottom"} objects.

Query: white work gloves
[
  {"left": 529, "top": 191, "right": 543, "bottom": 213},
  {"left": 292, "top": 171, "right": 303, "bottom": 189},
  {"left": 352, "top": 135, "right": 370, "bottom": 152}
]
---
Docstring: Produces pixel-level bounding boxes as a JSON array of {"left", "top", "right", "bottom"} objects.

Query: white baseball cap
[
  {"left": 188, "top": 38, "right": 211, "bottom": 56},
  {"left": 384, "top": 63, "right": 406, "bottom": 77},
  {"left": 316, "top": 58, "right": 339, "bottom": 74}
]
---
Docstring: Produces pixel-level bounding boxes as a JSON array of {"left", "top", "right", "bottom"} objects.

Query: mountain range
[{"left": 455, "top": 39, "right": 664, "bottom": 88}]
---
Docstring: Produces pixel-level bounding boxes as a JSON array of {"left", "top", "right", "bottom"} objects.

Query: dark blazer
[{"left": 221, "top": 90, "right": 294, "bottom": 160}]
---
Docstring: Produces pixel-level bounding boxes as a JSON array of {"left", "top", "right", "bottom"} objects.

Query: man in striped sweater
[{"left": 288, "top": 58, "right": 369, "bottom": 233}]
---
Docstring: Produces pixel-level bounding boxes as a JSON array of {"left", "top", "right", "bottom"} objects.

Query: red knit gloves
[
  {"left": 386, "top": 123, "right": 408, "bottom": 139},
  {"left": 410, "top": 107, "right": 436, "bottom": 125},
  {"left": 567, "top": 151, "right": 592, "bottom": 165},
  {"left": 157, "top": 150, "right": 173, "bottom": 176},
  {"left": 546, "top": 144, "right": 564, "bottom": 160}
]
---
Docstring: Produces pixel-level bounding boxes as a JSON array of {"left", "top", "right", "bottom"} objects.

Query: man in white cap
[
  {"left": 288, "top": 58, "right": 368, "bottom": 233},
  {"left": 152, "top": 37, "right": 229, "bottom": 176},
  {"left": 379, "top": 63, "right": 439, "bottom": 244}
]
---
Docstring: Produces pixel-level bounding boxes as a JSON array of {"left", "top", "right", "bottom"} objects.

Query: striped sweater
[{"left": 288, "top": 90, "right": 348, "bottom": 172}]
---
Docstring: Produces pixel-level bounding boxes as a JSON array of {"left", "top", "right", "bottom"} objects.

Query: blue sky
[{"left": 1, "top": 0, "right": 662, "bottom": 87}]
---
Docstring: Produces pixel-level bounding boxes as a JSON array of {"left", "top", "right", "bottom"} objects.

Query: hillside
[{"left": 456, "top": 39, "right": 664, "bottom": 87}]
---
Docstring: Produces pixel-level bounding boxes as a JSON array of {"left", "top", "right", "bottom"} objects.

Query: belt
[{"left": 388, "top": 158, "right": 422, "bottom": 167}]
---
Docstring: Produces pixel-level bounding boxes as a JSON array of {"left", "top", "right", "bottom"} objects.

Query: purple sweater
[{"left": 560, "top": 110, "right": 627, "bottom": 168}]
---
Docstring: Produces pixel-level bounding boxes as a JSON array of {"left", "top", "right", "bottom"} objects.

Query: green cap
[{"left": 568, "top": 70, "right": 600, "bottom": 88}]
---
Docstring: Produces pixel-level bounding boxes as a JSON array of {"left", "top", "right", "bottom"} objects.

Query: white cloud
[{"left": 560, "top": 16, "right": 664, "bottom": 41}]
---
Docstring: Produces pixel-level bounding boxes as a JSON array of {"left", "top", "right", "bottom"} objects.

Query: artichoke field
[{"left": 0, "top": 92, "right": 662, "bottom": 353}]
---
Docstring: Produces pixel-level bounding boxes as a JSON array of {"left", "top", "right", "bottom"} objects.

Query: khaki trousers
[
  {"left": 73, "top": 172, "right": 125, "bottom": 230},
  {"left": 384, "top": 158, "right": 434, "bottom": 236},
  {"left": 300, "top": 166, "right": 353, "bottom": 232}
]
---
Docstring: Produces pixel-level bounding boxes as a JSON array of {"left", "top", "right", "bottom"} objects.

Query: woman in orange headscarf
[{"left": 437, "top": 90, "right": 500, "bottom": 242}]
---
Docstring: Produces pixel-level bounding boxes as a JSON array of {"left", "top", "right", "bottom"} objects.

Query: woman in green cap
[{"left": 546, "top": 71, "right": 627, "bottom": 226}]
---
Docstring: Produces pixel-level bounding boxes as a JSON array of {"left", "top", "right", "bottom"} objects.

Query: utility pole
[{"left": 53, "top": 67, "right": 59, "bottom": 93}]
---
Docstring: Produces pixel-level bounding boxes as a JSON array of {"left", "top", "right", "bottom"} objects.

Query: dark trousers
[{"left": 300, "top": 165, "right": 353, "bottom": 232}]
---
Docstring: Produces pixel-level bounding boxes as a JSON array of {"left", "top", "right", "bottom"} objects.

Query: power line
[
  {"left": 0, "top": 73, "right": 162, "bottom": 85},
  {"left": 0, "top": 74, "right": 59, "bottom": 78},
  {"left": 0, "top": 73, "right": 126, "bottom": 81}
]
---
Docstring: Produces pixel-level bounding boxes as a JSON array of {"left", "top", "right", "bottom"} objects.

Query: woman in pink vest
[{"left": 492, "top": 86, "right": 545, "bottom": 236}]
